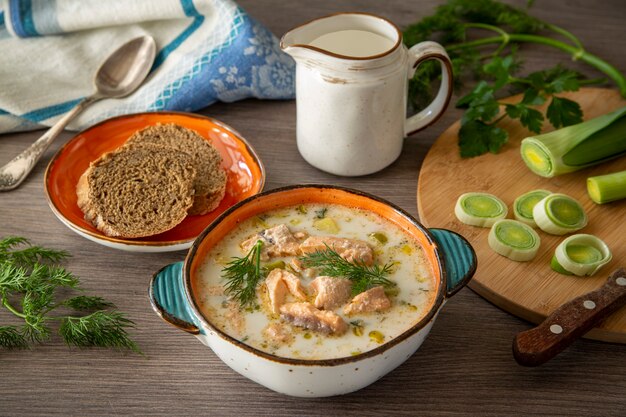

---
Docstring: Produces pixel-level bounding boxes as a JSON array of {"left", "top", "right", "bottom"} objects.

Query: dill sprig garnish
[
  {"left": 222, "top": 240, "right": 264, "bottom": 308},
  {"left": 0, "top": 236, "right": 140, "bottom": 352},
  {"left": 299, "top": 245, "right": 396, "bottom": 295}
]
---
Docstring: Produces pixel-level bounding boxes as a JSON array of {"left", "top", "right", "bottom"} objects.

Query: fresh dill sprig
[
  {"left": 62, "top": 296, "right": 115, "bottom": 311},
  {"left": 299, "top": 245, "right": 396, "bottom": 295},
  {"left": 222, "top": 240, "right": 264, "bottom": 308},
  {"left": 0, "top": 326, "right": 29, "bottom": 349},
  {"left": 59, "top": 311, "right": 140, "bottom": 352},
  {"left": 0, "top": 236, "right": 69, "bottom": 265},
  {"left": 0, "top": 236, "right": 140, "bottom": 352}
]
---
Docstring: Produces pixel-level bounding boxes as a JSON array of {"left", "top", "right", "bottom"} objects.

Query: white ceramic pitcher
[{"left": 281, "top": 13, "right": 453, "bottom": 176}]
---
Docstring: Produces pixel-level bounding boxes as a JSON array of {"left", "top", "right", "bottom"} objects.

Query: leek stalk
[
  {"left": 521, "top": 107, "right": 626, "bottom": 177},
  {"left": 587, "top": 170, "right": 626, "bottom": 204}
]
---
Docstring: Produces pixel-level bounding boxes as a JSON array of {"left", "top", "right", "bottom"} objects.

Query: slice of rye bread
[
  {"left": 125, "top": 123, "right": 227, "bottom": 215},
  {"left": 77, "top": 144, "right": 196, "bottom": 238}
]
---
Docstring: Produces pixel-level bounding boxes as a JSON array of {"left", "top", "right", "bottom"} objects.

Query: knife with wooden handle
[{"left": 513, "top": 267, "right": 626, "bottom": 366}]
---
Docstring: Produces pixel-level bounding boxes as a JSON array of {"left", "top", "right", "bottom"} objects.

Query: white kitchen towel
[{"left": 0, "top": 0, "right": 295, "bottom": 133}]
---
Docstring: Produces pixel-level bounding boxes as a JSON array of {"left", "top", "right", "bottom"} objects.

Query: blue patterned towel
[{"left": 0, "top": 0, "right": 295, "bottom": 133}]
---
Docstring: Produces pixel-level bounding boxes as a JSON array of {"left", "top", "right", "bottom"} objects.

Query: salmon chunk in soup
[{"left": 195, "top": 204, "right": 436, "bottom": 360}]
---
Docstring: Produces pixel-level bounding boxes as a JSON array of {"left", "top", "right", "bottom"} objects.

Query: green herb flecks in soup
[{"left": 195, "top": 204, "right": 435, "bottom": 360}]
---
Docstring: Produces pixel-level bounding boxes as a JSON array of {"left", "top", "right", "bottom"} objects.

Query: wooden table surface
[{"left": 1, "top": 1, "right": 625, "bottom": 415}]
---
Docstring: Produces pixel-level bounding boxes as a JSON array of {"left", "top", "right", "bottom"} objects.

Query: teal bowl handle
[
  {"left": 429, "top": 228, "right": 477, "bottom": 298},
  {"left": 149, "top": 262, "right": 201, "bottom": 335}
]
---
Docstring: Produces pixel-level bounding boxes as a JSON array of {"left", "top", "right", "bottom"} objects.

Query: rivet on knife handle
[{"left": 513, "top": 267, "right": 626, "bottom": 366}]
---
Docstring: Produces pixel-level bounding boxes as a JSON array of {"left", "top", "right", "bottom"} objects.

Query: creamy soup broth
[{"left": 195, "top": 204, "right": 436, "bottom": 360}]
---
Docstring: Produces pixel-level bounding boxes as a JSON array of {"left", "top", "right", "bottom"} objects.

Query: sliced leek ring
[
  {"left": 513, "top": 189, "right": 552, "bottom": 227},
  {"left": 532, "top": 193, "right": 587, "bottom": 235},
  {"left": 552, "top": 234, "right": 612, "bottom": 276},
  {"left": 488, "top": 219, "right": 540, "bottom": 262},
  {"left": 550, "top": 257, "right": 572, "bottom": 275},
  {"left": 455, "top": 192, "right": 508, "bottom": 227}
]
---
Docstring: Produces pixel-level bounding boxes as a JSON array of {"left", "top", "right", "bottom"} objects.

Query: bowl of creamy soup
[{"left": 150, "top": 185, "right": 476, "bottom": 397}]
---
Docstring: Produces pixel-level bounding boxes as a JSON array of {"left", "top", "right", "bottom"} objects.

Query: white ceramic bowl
[{"left": 149, "top": 185, "right": 476, "bottom": 397}]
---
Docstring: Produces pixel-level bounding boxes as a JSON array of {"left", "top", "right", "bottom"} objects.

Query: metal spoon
[{"left": 0, "top": 35, "right": 156, "bottom": 191}]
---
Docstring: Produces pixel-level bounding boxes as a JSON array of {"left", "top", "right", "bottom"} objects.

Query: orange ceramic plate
[{"left": 44, "top": 112, "right": 265, "bottom": 252}]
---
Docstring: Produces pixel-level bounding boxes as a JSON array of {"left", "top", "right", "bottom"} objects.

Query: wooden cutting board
[{"left": 418, "top": 88, "right": 626, "bottom": 343}]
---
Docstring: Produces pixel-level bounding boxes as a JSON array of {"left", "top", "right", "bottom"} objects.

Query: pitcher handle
[{"left": 404, "top": 41, "right": 454, "bottom": 136}]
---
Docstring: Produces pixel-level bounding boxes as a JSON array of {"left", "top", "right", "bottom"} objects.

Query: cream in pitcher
[{"left": 281, "top": 13, "right": 453, "bottom": 176}]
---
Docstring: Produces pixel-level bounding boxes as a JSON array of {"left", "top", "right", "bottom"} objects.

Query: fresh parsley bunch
[
  {"left": 403, "top": 0, "right": 626, "bottom": 157},
  {"left": 0, "top": 237, "right": 140, "bottom": 352},
  {"left": 457, "top": 61, "right": 588, "bottom": 157}
]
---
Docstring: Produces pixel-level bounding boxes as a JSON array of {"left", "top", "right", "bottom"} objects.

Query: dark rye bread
[
  {"left": 77, "top": 145, "right": 196, "bottom": 238},
  {"left": 125, "top": 123, "right": 227, "bottom": 215}
]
